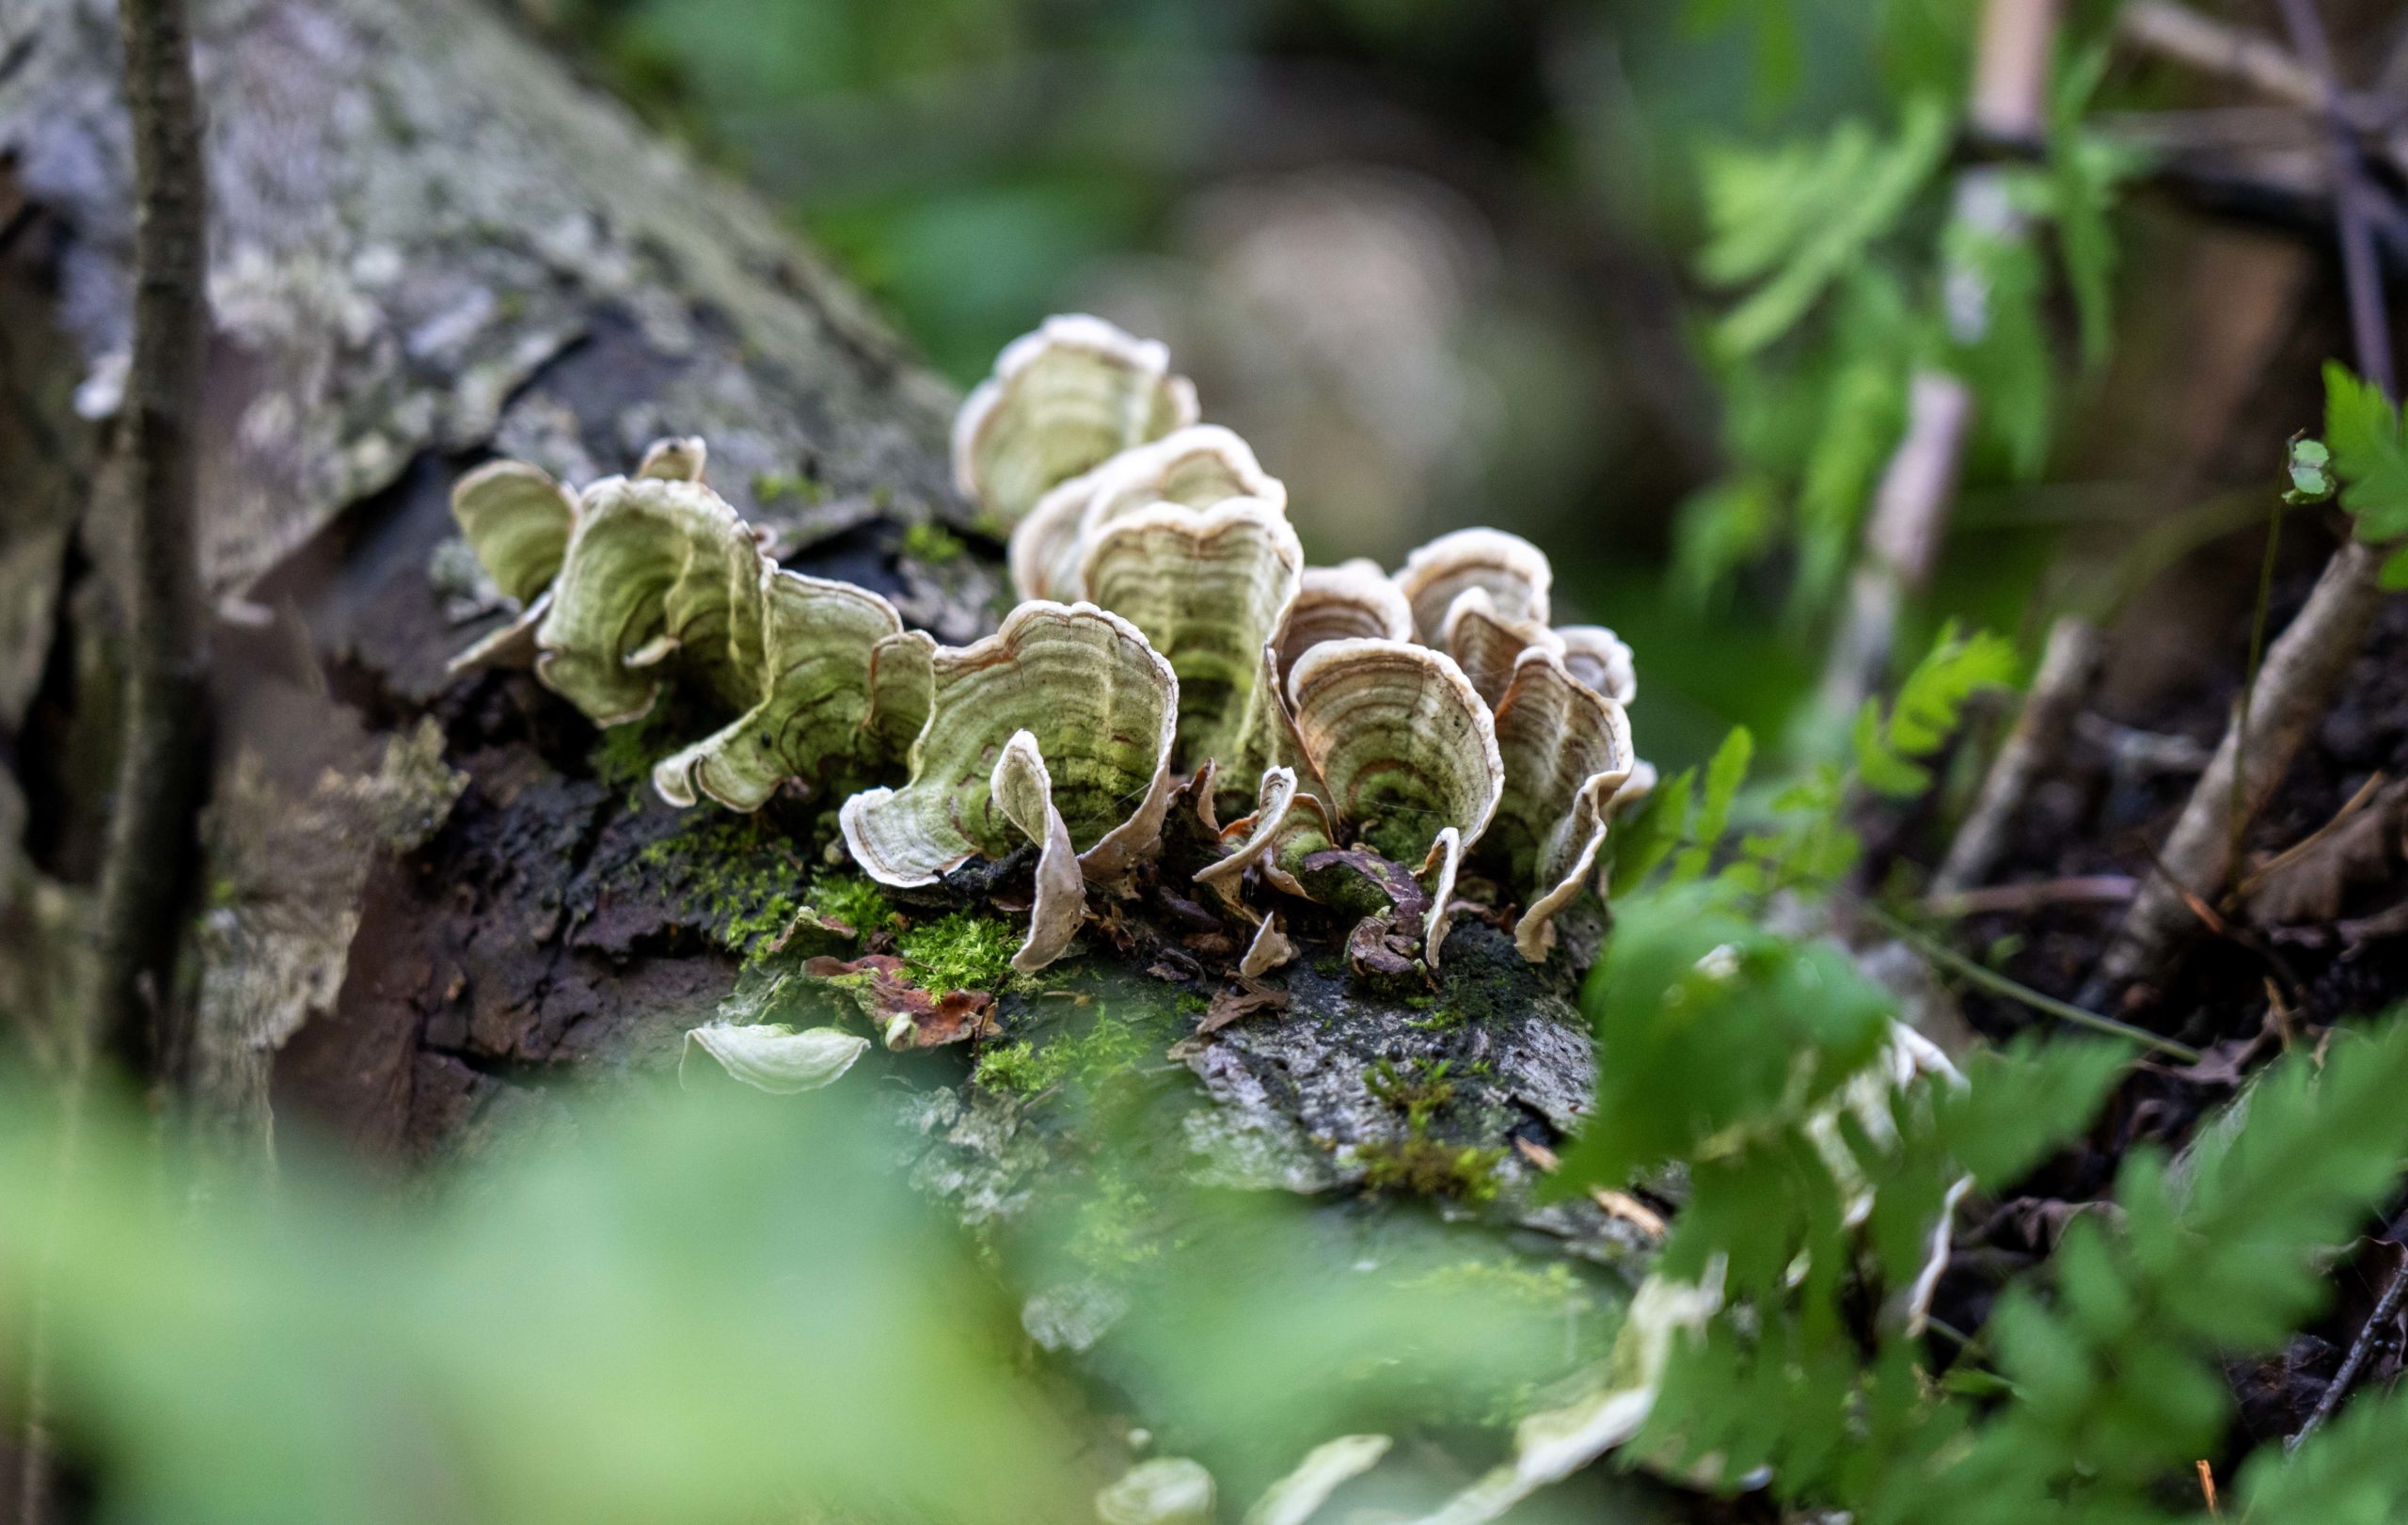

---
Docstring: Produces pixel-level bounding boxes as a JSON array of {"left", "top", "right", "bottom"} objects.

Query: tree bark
[{"left": 0, "top": 0, "right": 1632, "bottom": 1277}]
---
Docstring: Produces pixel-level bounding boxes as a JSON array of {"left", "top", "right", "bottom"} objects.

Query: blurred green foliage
[
  {"left": 534, "top": 0, "right": 2162, "bottom": 771},
  {"left": 0, "top": 1062, "right": 1631, "bottom": 1522},
  {"left": 1569, "top": 664, "right": 2408, "bottom": 1519}
]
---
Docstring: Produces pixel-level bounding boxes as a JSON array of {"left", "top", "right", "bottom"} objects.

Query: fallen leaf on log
[
  {"left": 801, "top": 954, "right": 996, "bottom": 1049},
  {"left": 1196, "top": 979, "right": 1291, "bottom": 1036}
]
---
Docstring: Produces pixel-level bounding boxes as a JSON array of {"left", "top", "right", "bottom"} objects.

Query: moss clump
[
  {"left": 1356, "top": 1136, "right": 1506, "bottom": 1203},
  {"left": 901, "top": 520, "right": 966, "bottom": 564},
  {"left": 1067, "top": 1167, "right": 1162, "bottom": 1275},
  {"left": 1367, "top": 1057, "right": 1457, "bottom": 1130},
  {"left": 588, "top": 709, "right": 687, "bottom": 812},
  {"left": 897, "top": 911, "right": 1022, "bottom": 994},
  {"left": 802, "top": 873, "right": 900, "bottom": 936},
  {"left": 973, "top": 1039, "right": 1057, "bottom": 1096},
  {"left": 971, "top": 1007, "right": 1148, "bottom": 1100},
  {"left": 634, "top": 815, "right": 803, "bottom": 958},
  {"left": 1358, "top": 1057, "right": 1505, "bottom": 1202}
]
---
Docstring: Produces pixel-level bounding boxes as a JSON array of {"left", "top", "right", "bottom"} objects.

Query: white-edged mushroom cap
[
  {"left": 1271, "top": 562, "right": 1417, "bottom": 689},
  {"left": 839, "top": 601, "right": 1180, "bottom": 895},
  {"left": 951, "top": 314, "right": 1198, "bottom": 526},
  {"left": 1554, "top": 624, "right": 1637, "bottom": 706},
  {"left": 451, "top": 458, "right": 578, "bottom": 606},
  {"left": 1440, "top": 586, "right": 1566, "bottom": 709},
  {"left": 1489, "top": 645, "right": 1636, "bottom": 961},
  {"left": 533, "top": 474, "right": 768, "bottom": 725},
  {"left": 1079, "top": 498, "right": 1303, "bottom": 773},
  {"left": 1392, "top": 527, "right": 1553, "bottom": 644},
  {"left": 1074, "top": 423, "right": 1287, "bottom": 542},
  {"left": 650, "top": 565, "right": 909, "bottom": 812},
  {"left": 1286, "top": 638, "right": 1503, "bottom": 882}
]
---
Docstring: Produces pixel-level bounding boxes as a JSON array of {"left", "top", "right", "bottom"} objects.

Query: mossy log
[{"left": 0, "top": 0, "right": 1642, "bottom": 1274}]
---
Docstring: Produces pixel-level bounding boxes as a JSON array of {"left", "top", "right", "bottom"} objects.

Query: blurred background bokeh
[{"left": 530, "top": 0, "right": 2069, "bottom": 771}]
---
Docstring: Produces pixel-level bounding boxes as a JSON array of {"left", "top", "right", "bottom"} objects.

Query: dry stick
[
  {"left": 2290, "top": 1258, "right": 2408, "bottom": 1450},
  {"left": 19, "top": 1, "right": 212, "bottom": 1520},
  {"left": 2116, "top": 0, "right": 2408, "bottom": 180},
  {"left": 87, "top": 0, "right": 212, "bottom": 1079},
  {"left": 1932, "top": 613, "right": 2104, "bottom": 897},
  {"left": 1814, "top": 0, "right": 2059, "bottom": 718},
  {"left": 2088, "top": 0, "right": 2396, "bottom": 1004}
]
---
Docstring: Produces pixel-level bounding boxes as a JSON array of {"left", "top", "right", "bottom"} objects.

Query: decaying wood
[
  {"left": 0, "top": 0, "right": 1640, "bottom": 1281},
  {"left": 1, "top": 0, "right": 958, "bottom": 1149}
]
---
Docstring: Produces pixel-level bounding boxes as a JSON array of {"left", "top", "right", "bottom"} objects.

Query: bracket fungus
[
  {"left": 1283, "top": 639, "right": 1503, "bottom": 965},
  {"left": 1488, "top": 647, "right": 1637, "bottom": 961},
  {"left": 438, "top": 314, "right": 1650, "bottom": 1040},
  {"left": 1080, "top": 500, "right": 1303, "bottom": 771},
  {"left": 444, "top": 459, "right": 579, "bottom": 672},
  {"left": 1011, "top": 422, "right": 1288, "bottom": 606},
  {"left": 650, "top": 567, "right": 917, "bottom": 813},
  {"left": 1554, "top": 626, "right": 1637, "bottom": 707},
  {"left": 953, "top": 313, "right": 1199, "bottom": 529},
  {"left": 1393, "top": 528, "right": 1553, "bottom": 644},
  {"left": 838, "top": 600, "right": 1179, "bottom": 964},
  {"left": 535, "top": 473, "right": 769, "bottom": 726}
]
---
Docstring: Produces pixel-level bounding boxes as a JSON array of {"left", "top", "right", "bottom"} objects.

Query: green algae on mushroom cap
[
  {"left": 451, "top": 458, "right": 578, "bottom": 605},
  {"left": 1489, "top": 645, "right": 1636, "bottom": 961},
  {"left": 444, "top": 459, "right": 580, "bottom": 674},
  {"left": 651, "top": 566, "right": 912, "bottom": 812},
  {"left": 1010, "top": 422, "right": 1287, "bottom": 604},
  {"left": 533, "top": 474, "right": 768, "bottom": 726},
  {"left": 1285, "top": 638, "right": 1503, "bottom": 963},
  {"left": 838, "top": 601, "right": 1179, "bottom": 945},
  {"left": 1392, "top": 527, "right": 1553, "bottom": 645},
  {"left": 1079, "top": 499, "right": 1302, "bottom": 773},
  {"left": 953, "top": 314, "right": 1199, "bottom": 528}
]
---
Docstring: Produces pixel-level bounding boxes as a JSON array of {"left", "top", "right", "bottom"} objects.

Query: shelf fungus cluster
[{"left": 443, "top": 315, "right": 1643, "bottom": 1002}]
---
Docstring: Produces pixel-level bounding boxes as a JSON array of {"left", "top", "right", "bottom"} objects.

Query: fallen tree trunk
[{"left": 0, "top": 0, "right": 1629, "bottom": 1267}]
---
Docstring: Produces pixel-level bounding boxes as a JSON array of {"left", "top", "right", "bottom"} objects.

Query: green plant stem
[{"left": 1852, "top": 896, "right": 2202, "bottom": 1062}]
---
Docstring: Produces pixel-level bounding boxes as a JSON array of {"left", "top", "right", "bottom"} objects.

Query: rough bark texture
[{"left": 0, "top": 0, "right": 1639, "bottom": 1273}]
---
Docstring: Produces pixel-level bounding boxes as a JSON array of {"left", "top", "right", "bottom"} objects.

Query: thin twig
[
  {"left": 1933, "top": 615, "right": 2104, "bottom": 898},
  {"left": 2289, "top": 1261, "right": 2408, "bottom": 1450},
  {"left": 23, "top": 1, "right": 213, "bottom": 1517},
  {"left": 2092, "top": 0, "right": 2398, "bottom": 1002},
  {"left": 85, "top": 0, "right": 211, "bottom": 1076},
  {"left": 1850, "top": 895, "right": 2204, "bottom": 1062},
  {"left": 2276, "top": 0, "right": 2398, "bottom": 394},
  {"left": 2116, "top": 0, "right": 2408, "bottom": 181},
  {"left": 2119, "top": 0, "right": 2322, "bottom": 111},
  {"left": 1925, "top": 873, "right": 2136, "bottom": 918}
]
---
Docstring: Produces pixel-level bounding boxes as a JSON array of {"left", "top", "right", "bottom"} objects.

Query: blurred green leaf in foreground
[{"left": 0, "top": 1056, "right": 1634, "bottom": 1524}]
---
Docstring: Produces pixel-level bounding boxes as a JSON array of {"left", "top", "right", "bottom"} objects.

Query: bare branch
[
  {"left": 24, "top": 1, "right": 214, "bottom": 1515},
  {"left": 1933, "top": 614, "right": 2104, "bottom": 898},
  {"left": 2090, "top": 0, "right": 2398, "bottom": 1004},
  {"left": 1815, "top": 0, "right": 2058, "bottom": 717},
  {"left": 85, "top": 0, "right": 212, "bottom": 1076}
]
